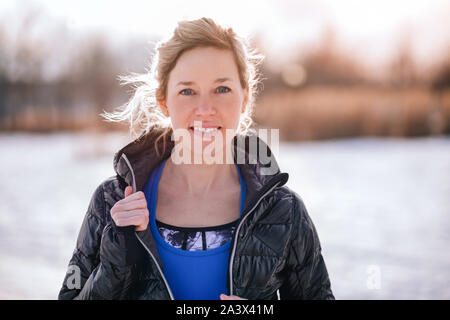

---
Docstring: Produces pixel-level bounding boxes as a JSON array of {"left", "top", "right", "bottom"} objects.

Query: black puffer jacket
[{"left": 58, "top": 129, "right": 334, "bottom": 300}]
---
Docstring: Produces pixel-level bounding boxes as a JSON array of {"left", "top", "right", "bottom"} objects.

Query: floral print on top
[{"left": 155, "top": 219, "right": 239, "bottom": 251}]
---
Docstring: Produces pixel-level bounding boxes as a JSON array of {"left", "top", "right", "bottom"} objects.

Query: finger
[
  {"left": 135, "top": 224, "right": 147, "bottom": 231},
  {"left": 220, "top": 294, "right": 246, "bottom": 300},
  {"left": 114, "top": 213, "right": 148, "bottom": 227},
  {"left": 122, "top": 190, "right": 145, "bottom": 201},
  {"left": 124, "top": 186, "right": 133, "bottom": 198},
  {"left": 115, "top": 198, "right": 148, "bottom": 212},
  {"left": 113, "top": 209, "right": 149, "bottom": 221}
]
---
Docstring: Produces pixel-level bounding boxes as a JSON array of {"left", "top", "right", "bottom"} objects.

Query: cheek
[
  {"left": 167, "top": 101, "right": 191, "bottom": 127},
  {"left": 215, "top": 95, "right": 242, "bottom": 120},
  {"left": 168, "top": 93, "right": 243, "bottom": 127}
]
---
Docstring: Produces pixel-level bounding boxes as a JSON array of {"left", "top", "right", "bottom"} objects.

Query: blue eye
[
  {"left": 180, "top": 88, "right": 194, "bottom": 95},
  {"left": 217, "top": 86, "right": 231, "bottom": 93}
]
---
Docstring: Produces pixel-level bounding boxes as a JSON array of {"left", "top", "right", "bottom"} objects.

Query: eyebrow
[{"left": 176, "top": 77, "right": 232, "bottom": 87}]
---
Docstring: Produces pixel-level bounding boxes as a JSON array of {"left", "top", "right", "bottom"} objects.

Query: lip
[
  {"left": 189, "top": 125, "right": 222, "bottom": 130},
  {"left": 189, "top": 126, "right": 222, "bottom": 141}
]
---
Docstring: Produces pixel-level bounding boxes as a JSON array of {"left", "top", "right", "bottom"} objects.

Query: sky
[{"left": 1, "top": 0, "right": 449, "bottom": 69}]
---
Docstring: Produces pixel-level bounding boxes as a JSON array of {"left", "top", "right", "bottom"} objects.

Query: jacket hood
[{"left": 113, "top": 128, "right": 289, "bottom": 215}]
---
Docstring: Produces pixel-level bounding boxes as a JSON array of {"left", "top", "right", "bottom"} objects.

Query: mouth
[
  {"left": 189, "top": 126, "right": 222, "bottom": 133},
  {"left": 188, "top": 125, "right": 223, "bottom": 142}
]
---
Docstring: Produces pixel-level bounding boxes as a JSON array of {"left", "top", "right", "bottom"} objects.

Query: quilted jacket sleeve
[
  {"left": 279, "top": 194, "right": 335, "bottom": 300},
  {"left": 58, "top": 180, "right": 141, "bottom": 300}
]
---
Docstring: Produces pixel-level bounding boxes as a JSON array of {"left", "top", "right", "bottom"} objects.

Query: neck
[{"left": 164, "top": 156, "right": 238, "bottom": 197}]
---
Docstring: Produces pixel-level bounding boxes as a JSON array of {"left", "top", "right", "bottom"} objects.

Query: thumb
[
  {"left": 220, "top": 294, "right": 246, "bottom": 300},
  {"left": 124, "top": 185, "right": 133, "bottom": 198}
]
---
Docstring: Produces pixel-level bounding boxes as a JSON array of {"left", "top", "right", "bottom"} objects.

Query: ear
[
  {"left": 157, "top": 98, "right": 169, "bottom": 117},
  {"left": 241, "top": 86, "right": 249, "bottom": 113}
]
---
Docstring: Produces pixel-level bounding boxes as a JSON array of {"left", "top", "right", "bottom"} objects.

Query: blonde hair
[{"left": 101, "top": 17, "right": 265, "bottom": 157}]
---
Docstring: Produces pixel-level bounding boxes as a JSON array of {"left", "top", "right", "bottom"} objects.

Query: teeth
[{"left": 193, "top": 127, "right": 219, "bottom": 133}]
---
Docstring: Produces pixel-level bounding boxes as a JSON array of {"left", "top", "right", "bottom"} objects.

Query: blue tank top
[{"left": 143, "top": 158, "right": 246, "bottom": 300}]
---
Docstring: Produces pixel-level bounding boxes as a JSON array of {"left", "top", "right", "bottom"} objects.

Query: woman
[{"left": 58, "top": 17, "right": 334, "bottom": 300}]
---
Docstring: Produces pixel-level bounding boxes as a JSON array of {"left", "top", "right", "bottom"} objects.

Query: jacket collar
[{"left": 113, "top": 128, "right": 289, "bottom": 215}]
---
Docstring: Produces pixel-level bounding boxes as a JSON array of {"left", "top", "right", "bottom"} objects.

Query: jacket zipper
[
  {"left": 134, "top": 231, "right": 174, "bottom": 300},
  {"left": 121, "top": 154, "right": 175, "bottom": 300},
  {"left": 228, "top": 180, "right": 282, "bottom": 296},
  {"left": 122, "top": 153, "right": 283, "bottom": 299}
]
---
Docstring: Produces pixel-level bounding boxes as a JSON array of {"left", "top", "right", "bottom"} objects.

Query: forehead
[{"left": 168, "top": 46, "right": 240, "bottom": 84}]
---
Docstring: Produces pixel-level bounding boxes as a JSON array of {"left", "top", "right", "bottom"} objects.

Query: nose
[{"left": 195, "top": 95, "right": 216, "bottom": 116}]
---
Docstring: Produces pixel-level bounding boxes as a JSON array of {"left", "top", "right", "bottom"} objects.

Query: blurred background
[{"left": 0, "top": 0, "right": 449, "bottom": 299}]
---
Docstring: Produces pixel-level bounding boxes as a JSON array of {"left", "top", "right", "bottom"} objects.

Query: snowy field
[{"left": 0, "top": 132, "right": 449, "bottom": 299}]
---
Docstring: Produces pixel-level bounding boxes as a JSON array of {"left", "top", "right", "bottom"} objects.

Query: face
[{"left": 160, "top": 46, "right": 249, "bottom": 163}]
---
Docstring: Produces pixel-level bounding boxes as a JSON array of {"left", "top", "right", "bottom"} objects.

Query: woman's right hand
[{"left": 110, "top": 186, "right": 149, "bottom": 231}]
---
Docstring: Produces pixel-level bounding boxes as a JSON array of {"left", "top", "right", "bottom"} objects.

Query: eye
[
  {"left": 216, "top": 86, "right": 231, "bottom": 94},
  {"left": 180, "top": 88, "right": 194, "bottom": 95}
]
